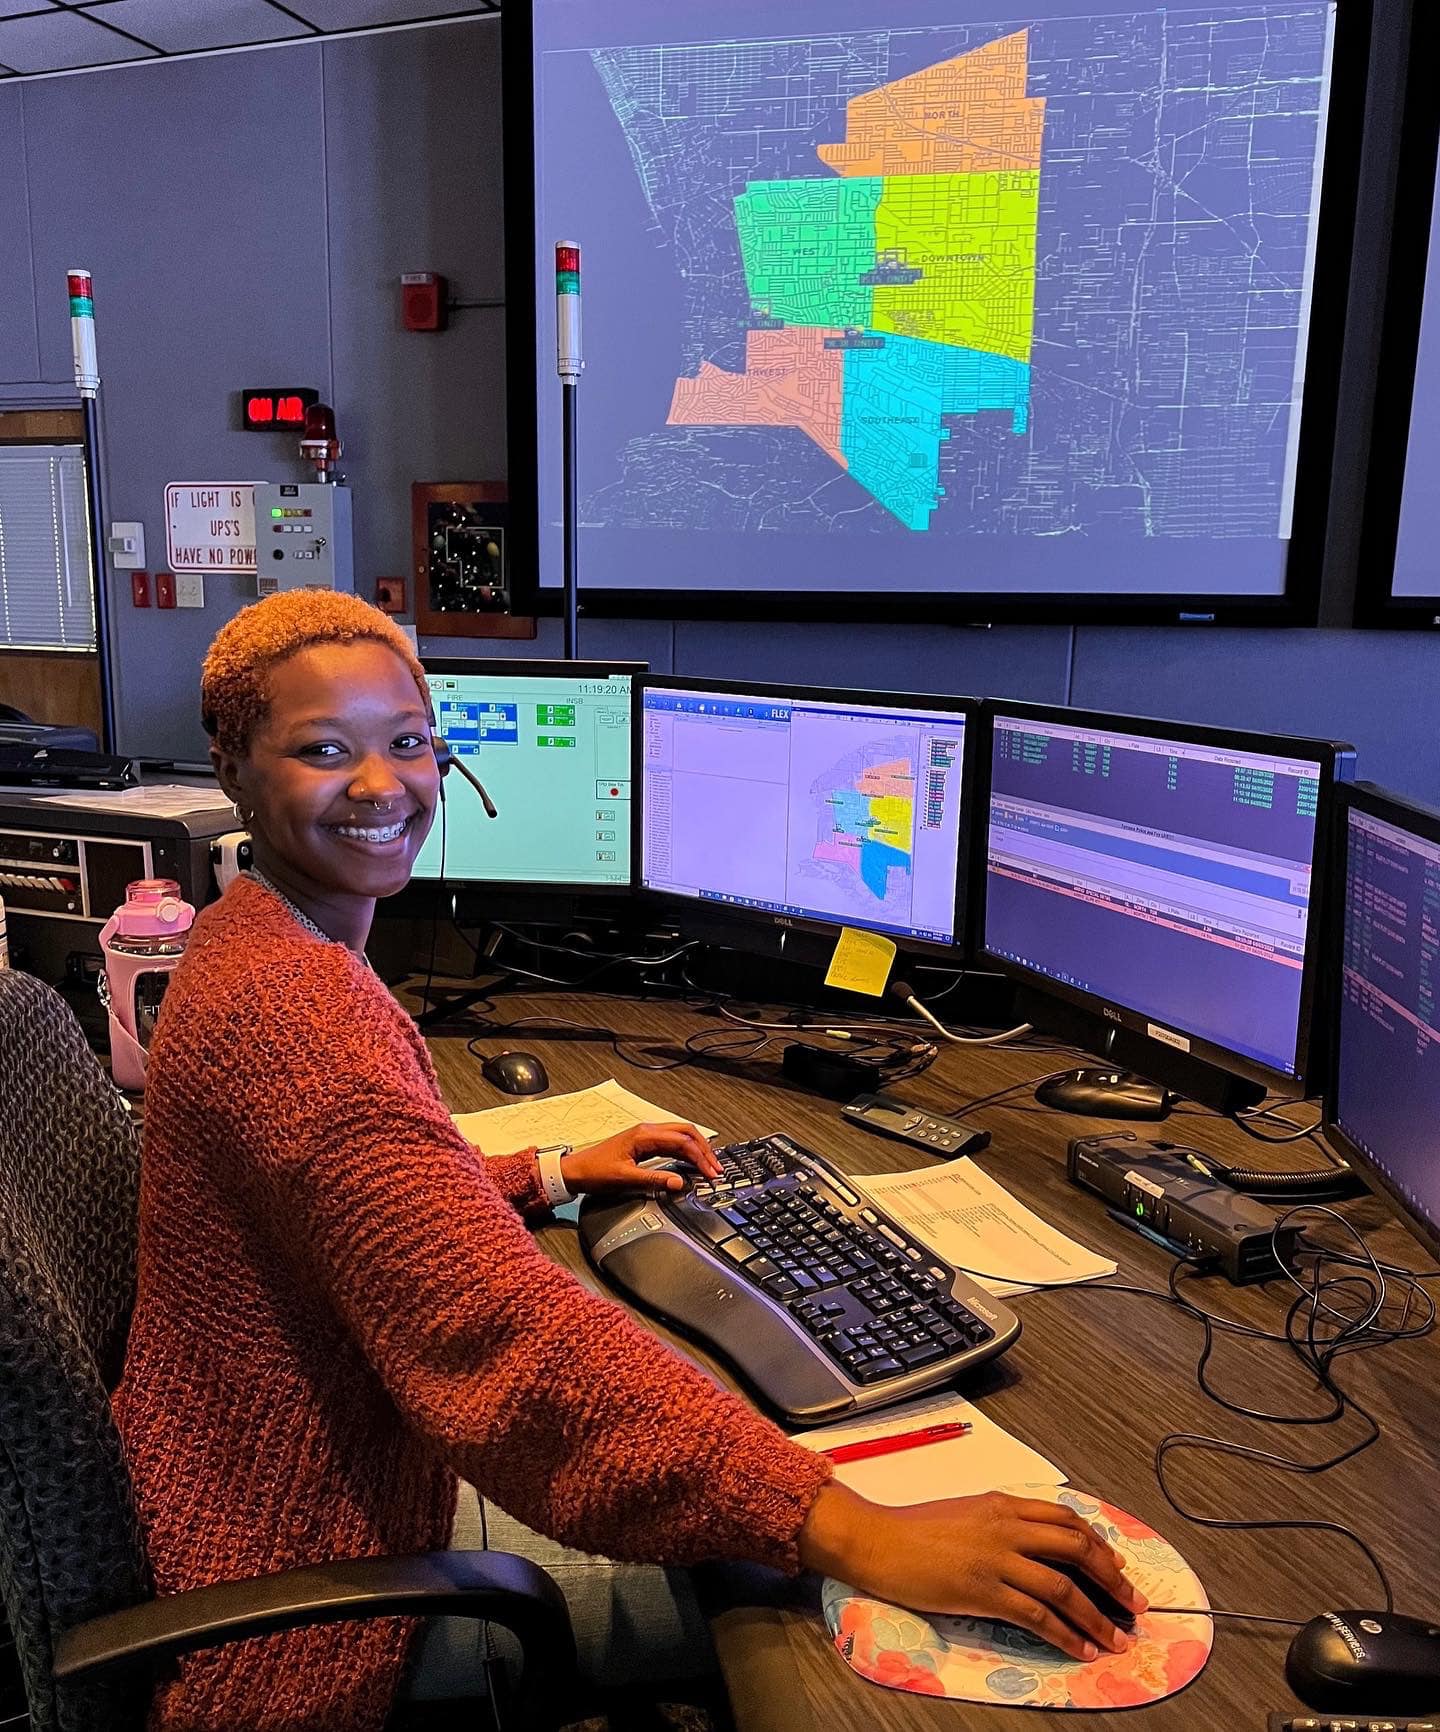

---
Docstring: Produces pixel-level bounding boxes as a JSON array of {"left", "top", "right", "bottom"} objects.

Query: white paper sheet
[
  {"left": 452, "top": 1077, "right": 716, "bottom": 1157},
  {"left": 856, "top": 1158, "right": 1116, "bottom": 1297},
  {"left": 32, "top": 783, "right": 231, "bottom": 818},
  {"left": 792, "top": 1390, "right": 1066, "bottom": 1506}
]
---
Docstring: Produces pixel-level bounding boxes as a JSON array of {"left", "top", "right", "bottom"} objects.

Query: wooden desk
[{"left": 423, "top": 987, "right": 1439, "bottom": 1732}]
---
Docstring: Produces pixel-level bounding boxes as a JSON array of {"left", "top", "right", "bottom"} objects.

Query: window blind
[{"left": 0, "top": 445, "right": 96, "bottom": 652}]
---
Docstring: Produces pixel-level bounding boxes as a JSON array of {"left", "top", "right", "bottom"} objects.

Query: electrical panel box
[{"left": 253, "top": 483, "right": 354, "bottom": 596}]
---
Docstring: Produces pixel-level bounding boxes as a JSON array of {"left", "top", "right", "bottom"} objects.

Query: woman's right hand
[{"left": 798, "top": 1483, "right": 1146, "bottom": 1662}]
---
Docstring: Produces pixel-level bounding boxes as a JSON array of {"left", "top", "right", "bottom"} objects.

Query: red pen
[{"left": 821, "top": 1421, "right": 972, "bottom": 1464}]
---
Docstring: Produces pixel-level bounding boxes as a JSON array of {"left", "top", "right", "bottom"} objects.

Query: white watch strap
[{"left": 536, "top": 1146, "right": 574, "bottom": 1208}]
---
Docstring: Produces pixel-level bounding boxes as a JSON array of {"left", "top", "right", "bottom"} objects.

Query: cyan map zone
[{"left": 585, "top": 6, "right": 1332, "bottom": 538}]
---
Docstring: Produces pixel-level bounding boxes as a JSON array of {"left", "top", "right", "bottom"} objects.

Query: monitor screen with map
[
  {"left": 635, "top": 676, "right": 975, "bottom": 954},
  {"left": 509, "top": 0, "right": 1368, "bottom": 621}
]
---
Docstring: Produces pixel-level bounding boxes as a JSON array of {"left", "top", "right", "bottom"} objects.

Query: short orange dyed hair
[{"left": 201, "top": 591, "right": 427, "bottom": 756}]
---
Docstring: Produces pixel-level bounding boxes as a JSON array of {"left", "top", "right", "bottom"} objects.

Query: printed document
[
  {"left": 856, "top": 1158, "right": 1116, "bottom": 1297},
  {"left": 453, "top": 1078, "right": 716, "bottom": 1157}
]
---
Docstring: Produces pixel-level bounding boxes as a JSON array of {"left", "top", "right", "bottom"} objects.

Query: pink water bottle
[{"left": 99, "top": 879, "right": 195, "bottom": 1089}]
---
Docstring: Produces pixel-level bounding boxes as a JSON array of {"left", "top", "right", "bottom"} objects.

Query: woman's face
[{"left": 220, "top": 640, "right": 440, "bottom": 903}]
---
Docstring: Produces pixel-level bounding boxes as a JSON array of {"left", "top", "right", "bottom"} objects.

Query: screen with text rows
[
  {"left": 1335, "top": 807, "right": 1440, "bottom": 1240},
  {"left": 640, "top": 688, "right": 967, "bottom": 944},
  {"left": 984, "top": 716, "right": 1324, "bottom": 1074}
]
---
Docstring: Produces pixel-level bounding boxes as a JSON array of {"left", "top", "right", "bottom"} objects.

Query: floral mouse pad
[{"left": 823, "top": 1488, "right": 1213, "bottom": 1709}]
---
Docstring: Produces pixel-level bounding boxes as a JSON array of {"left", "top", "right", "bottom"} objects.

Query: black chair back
[{"left": 0, "top": 969, "right": 149, "bottom": 1731}]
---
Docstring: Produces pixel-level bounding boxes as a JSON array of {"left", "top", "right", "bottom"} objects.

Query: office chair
[{"left": 0, "top": 967, "right": 578, "bottom": 1732}]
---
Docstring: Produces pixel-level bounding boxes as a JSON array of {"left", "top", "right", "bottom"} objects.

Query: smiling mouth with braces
[{"left": 328, "top": 815, "right": 414, "bottom": 844}]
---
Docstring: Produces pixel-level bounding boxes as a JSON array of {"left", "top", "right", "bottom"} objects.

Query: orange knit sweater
[{"left": 114, "top": 876, "right": 831, "bottom": 1732}]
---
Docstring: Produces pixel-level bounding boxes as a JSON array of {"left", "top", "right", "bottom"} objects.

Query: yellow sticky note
[{"left": 824, "top": 926, "right": 897, "bottom": 997}]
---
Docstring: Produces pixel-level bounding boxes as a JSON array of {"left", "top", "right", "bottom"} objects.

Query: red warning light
[
  {"left": 556, "top": 245, "right": 581, "bottom": 275},
  {"left": 246, "top": 396, "right": 274, "bottom": 425}
]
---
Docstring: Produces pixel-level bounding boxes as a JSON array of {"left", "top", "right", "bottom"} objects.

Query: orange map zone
[
  {"left": 857, "top": 761, "right": 914, "bottom": 799},
  {"left": 668, "top": 326, "right": 846, "bottom": 467},
  {"left": 816, "top": 31, "right": 1043, "bottom": 178}
]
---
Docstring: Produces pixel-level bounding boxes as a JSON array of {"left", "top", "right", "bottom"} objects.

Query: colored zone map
[
  {"left": 807, "top": 752, "right": 916, "bottom": 906},
  {"left": 669, "top": 34, "right": 1039, "bottom": 530},
  {"left": 586, "top": 7, "right": 1334, "bottom": 540}
]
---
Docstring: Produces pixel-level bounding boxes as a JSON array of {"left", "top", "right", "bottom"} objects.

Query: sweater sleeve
[
  {"left": 478, "top": 1149, "right": 549, "bottom": 1221},
  {"left": 213, "top": 950, "right": 831, "bottom": 1570}
]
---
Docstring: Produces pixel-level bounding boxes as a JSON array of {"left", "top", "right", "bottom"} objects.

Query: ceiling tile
[
  {"left": 286, "top": 0, "right": 491, "bottom": 27},
  {"left": 77, "top": 0, "right": 313, "bottom": 52},
  {"left": 0, "top": 11, "right": 156, "bottom": 69}
]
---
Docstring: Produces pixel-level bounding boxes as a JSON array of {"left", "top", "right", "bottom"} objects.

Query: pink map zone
[{"left": 668, "top": 327, "right": 846, "bottom": 467}]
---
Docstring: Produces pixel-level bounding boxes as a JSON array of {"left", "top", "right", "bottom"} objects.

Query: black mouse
[
  {"left": 1035, "top": 1068, "right": 1173, "bottom": 1121},
  {"left": 480, "top": 1050, "right": 549, "bottom": 1096},
  {"left": 1286, "top": 1611, "right": 1440, "bottom": 1716},
  {"left": 1050, "top": 1561, "right": 1137, "bottom": 1634}
]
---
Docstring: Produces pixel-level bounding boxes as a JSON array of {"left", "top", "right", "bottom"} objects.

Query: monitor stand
[
  {"left": 1034, "top": 1068, "right": 1174, "bottom": 1121},
  {"left": 1015, "top": 989, "right": 1267, "bottom": 1117}
]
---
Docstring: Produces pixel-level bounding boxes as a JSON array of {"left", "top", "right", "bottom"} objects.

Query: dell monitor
[
  {"left": 636, "top": 677, "right": 975, "bottom": 962},
  {"left": 980, "top": 704, "right": 1354, "bottom": 1113},
  {"left": 1326, "top": 783, "right": 1440, "bottom": 1261},
  {"left": 414, "top": 660, "right": 642, "bottom": 893}
]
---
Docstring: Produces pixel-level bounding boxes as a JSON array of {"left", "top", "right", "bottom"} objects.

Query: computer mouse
[
  {"left": 1285, "top": 1611, "right": 1440, "bottom": 1715},
  {"left": 480, "top": 1050, "right": 550, "bottom": 1096},
  {"left": 1035, "top": 1068, "right": 1173, "bottom": 1121},
  {"left": 1049, "top": 1561, "right": 1137, "bottom": 1634}
]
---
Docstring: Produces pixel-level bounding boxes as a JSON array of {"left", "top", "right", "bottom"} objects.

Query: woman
[{"left": 115, "top": 592, "right": 1142, "bottom": 1732}]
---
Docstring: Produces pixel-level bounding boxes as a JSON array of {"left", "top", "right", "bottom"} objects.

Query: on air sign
[{"left": 165, "top": 483, "right": 257, "bottom": 573}]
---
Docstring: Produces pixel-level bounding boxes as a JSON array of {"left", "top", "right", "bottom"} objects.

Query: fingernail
[
  {"left": 1082, "top": 1643, "right": 1098, "bottom": 1661},
  {"left": 1128, "top": 1590, "right": 1149, "bottom": 1612},
  {"left": 1117, "top": 1632, "right": 1135, "bottom": 1651}
]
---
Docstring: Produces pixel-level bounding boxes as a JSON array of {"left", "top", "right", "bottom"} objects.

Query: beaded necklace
[{"left": 247, "top": 868, "right": 374, "bottom": 971}]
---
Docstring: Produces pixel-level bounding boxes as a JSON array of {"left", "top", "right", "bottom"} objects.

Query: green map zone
[{"left": 666, "top": 31, "right": 1042, "bottom": 530}]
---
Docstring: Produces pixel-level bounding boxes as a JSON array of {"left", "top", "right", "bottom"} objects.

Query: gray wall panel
[
  {"left": 673, "top": 621, "right": 1074, "bottom": 705},
  {"left": 323, "top": 24, "right": 508, "bottom": 589},
  {"left": 0, "top": 87, "right": 39, "bottom": 384},
  {"left": 23, "top": 46, "right": 331, "bottom": 756},
  {"left": 1070, "top": 627, "right": 1440, "bottom": 799}
]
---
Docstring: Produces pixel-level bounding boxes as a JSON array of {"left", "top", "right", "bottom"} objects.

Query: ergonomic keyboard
[{"left": 579, "top": 1132, "right": 1021, "bottom": 1426}]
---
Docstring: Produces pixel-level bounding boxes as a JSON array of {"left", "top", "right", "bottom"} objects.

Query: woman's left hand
[{"left": 558, "top": 1121, "right": 722, "bottom": 1196}]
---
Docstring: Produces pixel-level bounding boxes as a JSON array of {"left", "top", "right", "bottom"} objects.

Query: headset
[{"left": 430, "top": 729, "right": 498, "bottom": 818}]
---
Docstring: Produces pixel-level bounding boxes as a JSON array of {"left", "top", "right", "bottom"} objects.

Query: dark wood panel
[
  {"left": 0, "top": 409, "right": 83, "bottom": 442},
  {"left": 420, "top": 990, "right": 1438, "bottom": 1732},
  {"left": 0, "top": 650, "right": 102, "bottom": 737}
]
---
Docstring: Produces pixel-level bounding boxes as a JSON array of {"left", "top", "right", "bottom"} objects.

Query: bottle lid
[{"left": 112, "top": 878, "right": 195, "bottom": 937}]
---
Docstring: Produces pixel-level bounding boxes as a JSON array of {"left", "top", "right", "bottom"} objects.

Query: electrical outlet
[
  {"left": 130, "top": 571, "right": 150, "bottom": 608},
  {"left": 175, "top": 572, "right": 205, "bottom": 609},
  {"left": 154, "top": 572, "right": 176, "bottom": 609}
]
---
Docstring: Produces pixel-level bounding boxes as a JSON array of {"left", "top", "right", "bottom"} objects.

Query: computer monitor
[
  {"left": 636, "top": 677, "right": 975, "bottom": 960},
  {"left": 1325, "top": 783, "right": 1440, "bottom": 1260},
  {"left": 413, "top": 660, "right": 643, "bottom": 892},
  {"left": 980, "top": 703, "right": 1354, "bottom": 1111}
]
